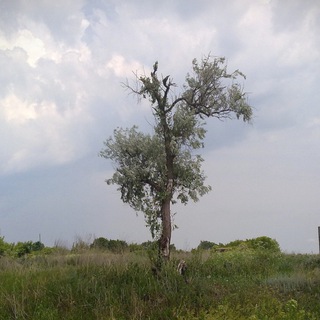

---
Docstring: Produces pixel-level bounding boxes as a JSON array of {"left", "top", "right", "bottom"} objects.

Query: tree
[
  {"left": 15, "top": 241, "right": 33, "bottom": 257},
  {"left": 197, "top": 240, "right": 217, "bottom": 250},
  {"left": 100, "top": 55, "right": 252, "bottom": 263},
  {"left": 246, "top": 236, "right": 280, "bottom": 252},
  {"left": 91, "top": 237, "right": 109, "bottom": 249},
  {"left": 91, "top": 237, "right": 128, "bottom": 253},
  {"left": 0, "top": 236, "right": 11, "bottom": 256},
  {"left": 31, "top": 241, "right": 45, "bottom": 251}
]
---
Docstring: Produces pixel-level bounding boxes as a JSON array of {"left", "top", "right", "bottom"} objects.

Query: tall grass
[{"left": 0, "top": 250, "right": 319, "bottom": 319}]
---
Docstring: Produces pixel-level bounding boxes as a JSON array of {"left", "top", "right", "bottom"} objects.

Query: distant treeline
[
  {"left": 0, "top": 235, "right": 280, "bottom": 257},
  {"left": 0, "top": 237, "right": 45, "bottom": 257},
  {"left": 197, "top": 236, "right": 281, "bottom": 252}
]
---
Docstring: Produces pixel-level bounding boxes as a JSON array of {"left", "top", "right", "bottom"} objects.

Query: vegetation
[
  {"left": 0, "top": 236, "right": 319, "bottom": 319},
  {"left": 90, "top": 237, "right": 128, "bottom": 253},
  {"left": 0, "top": 236, "right": 47, "bottom": 258},
  {"left": 100, "top": 55, "right": 253, "bottom": 261},
  {"left": 198, "top": 236, "right": 281, "bottom": 253}
]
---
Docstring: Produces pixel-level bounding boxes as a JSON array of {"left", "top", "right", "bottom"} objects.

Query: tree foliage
[
  {"left": 90, "top": 237, "right": 128, "bottom": 253},
  {"left": 100, "top": 55, "right": 252, "bottom": 261},
  {"left": 0, "top": 237, "right": 46, "bottom": 257},
  {"left": 197, "top": 240, "right": 217, "bottom": 250}
]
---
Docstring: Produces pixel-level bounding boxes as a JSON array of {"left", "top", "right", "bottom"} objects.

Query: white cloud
[
  {"left": 0, "top": 29, "right": 46, "bottom": 67},
  {"left": 0, "top": 91, "right": 92, "bottom": 174},
  {"left": 106, "top": 54, "right": 142, "bottom": 78},
  {"left": 0, "top": 11, "right": 98, "bottom": 174},
  {"left": 2, "top": 94, "right": 38, "bottom": 123}
]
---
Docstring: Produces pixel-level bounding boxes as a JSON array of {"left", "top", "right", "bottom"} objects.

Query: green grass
[{"left": 0, "top": 250, "right": 320, "bottom": 319}]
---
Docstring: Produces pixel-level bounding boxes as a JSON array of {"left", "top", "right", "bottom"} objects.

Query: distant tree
[
  {"left": 141, "top": 240, "right": 157, "bottom": 250},
  {"left": 100, "top": 55, "right": 252, "bottom": 263},
  {"left": 226, "top": 239, "right": 245, "bottom": 248},
  {"left": 91, "top": 237, "right": 109, "bottom": 249},
  {"left": 15, "top": 241, "right": 33, "bottom": 257},
  {"left": 107, "top": 239, "right": 128, "bottom": 253},
  {"left": 128, "top": 243, "right": 142, "bottom": 252},
  {"left": 32, "top": 241, "right": 45, "bottom": 251},
  {"left": 219, "top": 236, "right": 281, "bottom": 252},
  {"left": 0, "top": 236, "right": 11, "bottom": 256},
  {"left": 247, "top": 236, "right": 280, "bottom": 252},
  {"left": 197, "top": 240, "right": 217, "bottom": 250},
  {"left": 91, "top": 237, "right": 128, "bottom": 253}
]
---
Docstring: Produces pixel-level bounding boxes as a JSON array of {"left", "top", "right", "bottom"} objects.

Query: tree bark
[
  {"left": 159, "top": 196, "right": 171, "bottom": 261},
  {"left": 157, "top": 77, "right": 174, "bottom": 263}
]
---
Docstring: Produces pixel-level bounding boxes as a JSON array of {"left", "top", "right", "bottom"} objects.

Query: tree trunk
[
  {"left": 158, "top": 98, "right": 174, "bottom": 263},
  {"left": 159, "top": 196, "right": 171, "bottom": 261}
]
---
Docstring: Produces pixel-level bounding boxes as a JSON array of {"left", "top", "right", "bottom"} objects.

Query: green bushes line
[
  {"left": 0, "top": 236, "right": 46, "bottom": 257},
  {"left": 197, "top": 236, "right": 281, "bottom": 252},
  {"left": 0, "top": 235, "right": 280, "bottom": 258}
]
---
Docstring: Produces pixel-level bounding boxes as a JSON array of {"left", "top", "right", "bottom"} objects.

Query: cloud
[
  {"left": 0, "top": 0, "right": 319, "bottom": 253},
  {"left": 0, "top": 6, "right": 101, "bottom": 173},
  {"left": 106, "top": 54, "right": 142, "bottom": 78},
  {"left": 0, "top": 29, "right": 45, "bottom": 67},
  {"left": 1, "top": 94, "right": 92, "bottom": 174},
  {"left": 0, "top": 40, "right": 96, "bottom": 174}
]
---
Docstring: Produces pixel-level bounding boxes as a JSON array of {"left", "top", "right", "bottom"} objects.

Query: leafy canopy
[{"left": 100, "top": 55, "right": 252, "bottom": 238}]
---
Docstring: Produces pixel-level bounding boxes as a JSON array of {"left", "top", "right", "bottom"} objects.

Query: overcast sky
[{"left": 0, "top": 0, "right": 319, "bottom": 253}]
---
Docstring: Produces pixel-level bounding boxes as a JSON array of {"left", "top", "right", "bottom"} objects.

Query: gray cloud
[{"left": 0, "top": 0, "right": 319, "bottom": 252}]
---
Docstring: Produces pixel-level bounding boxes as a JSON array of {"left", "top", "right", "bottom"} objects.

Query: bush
[
  {"left": 0, "top": 238, "right": 46, "bottom": 257},
  {"left": 197, "top": 240, "right": 216, "bottom": 250},
  {"left": 202, "top": 236, "right": 281, "bottom": 253},
  {"left": 32, "top": 241, "right": 45, "bottom": 252},
  {"left": 108, "top": 239, "right": 128, "bottom": 253},
  {"left": 91, "top": 237, "right": 109, "bottom": 249},
  {"left": 91, "top": 237, "right": 128, "bottom": 253},
  {"left": 246, "top": 236, "right": 281, "bottom": 252},
  {"left": 0, "top": 237, "right": 11, "bottom": 256},
  {"left": 14, "top": 241, "right": 33, "bottom": 257}
]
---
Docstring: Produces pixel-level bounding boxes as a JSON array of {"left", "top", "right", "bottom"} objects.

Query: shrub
[
  {"left": 197, "top": 240, "right": 216, "bottom": 250},
  {"left": 91, "top": 237, "right": 109, "bottom": 249},
  {"left": 31, "top": 241, "right": 45, "bottom": 252},
  {"left": 107, "top": 239, "right": 128, "bottom": 253},
  {"left": 90, "top": 237, "right": 128, "bottom": 253},
  {"left": 209, "top": 236, "right": 281, "bottom": 253},
  {"left": 14, "top": 241, "right": 33, "bottom": 257},
  {"left": 0, "top": 237, "right": 11, "bottom": 256},
  {"left": 246, "top": 236, "right": 281, "bottom": 252}
]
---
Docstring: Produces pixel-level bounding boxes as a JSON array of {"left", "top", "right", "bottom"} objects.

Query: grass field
[{"left": 0, "top": 249, "right": 320, "bottom": 319}]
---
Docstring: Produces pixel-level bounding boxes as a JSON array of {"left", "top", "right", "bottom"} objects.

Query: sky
[{"left": 0, "top": 0, "right": 319, "bottom": 253}]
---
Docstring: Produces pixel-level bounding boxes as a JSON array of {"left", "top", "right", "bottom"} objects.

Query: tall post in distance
[{"left": 318, "top": 227, "right": 320, "bottom": 254}]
